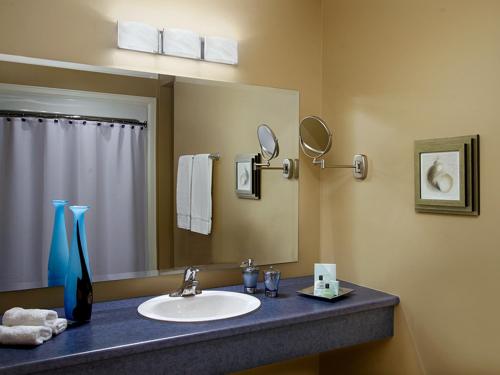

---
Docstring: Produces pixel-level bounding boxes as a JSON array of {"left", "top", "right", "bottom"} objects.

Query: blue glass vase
[
  {"left": 64, "top": 206, "right": 93, "bottom": 322},
  {"left": 48, "top": 200, "right": 69, "bottom": 287}
]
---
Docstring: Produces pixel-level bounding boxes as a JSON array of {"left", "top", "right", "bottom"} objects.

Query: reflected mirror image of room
[{"left": 0, "top": 1, "right": 495, "bottom": 374}]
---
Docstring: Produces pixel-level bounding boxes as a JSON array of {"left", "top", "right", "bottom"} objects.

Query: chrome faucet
[{"left": 169, "top": 266, "right": 202, "bottom": 297}]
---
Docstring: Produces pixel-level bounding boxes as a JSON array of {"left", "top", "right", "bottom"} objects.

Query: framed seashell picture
[
  {"left": 235, "top": 153, "right": 261, "bottom": 199},
  {"left": 414, "top": 135, "right": 479, "bottom": 215}
]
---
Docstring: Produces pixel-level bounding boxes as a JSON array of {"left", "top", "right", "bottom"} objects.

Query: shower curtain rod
[{"left": 0, "top": 110, "right": 148, "bottom": 127}]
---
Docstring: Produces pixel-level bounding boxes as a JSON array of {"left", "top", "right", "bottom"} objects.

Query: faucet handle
[
  {"left": 184, "top": 266, "right": 200, "bottom": 282},
  {"left": 170, "top": 266, "right": 202, "bottom": 297}
]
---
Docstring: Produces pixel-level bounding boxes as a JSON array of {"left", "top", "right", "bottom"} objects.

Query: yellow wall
[
  {"left": 0, "top": 0, "right": 322, "bottom": 337},
  {"left": 173, "top": 80, "right": 299, "bottom": 267},
  {"left": 319, "top": 0, "right": 500, "bottom": 373},
  {"left": 237, "top": 355, "right": 319, "bottom": 375}
]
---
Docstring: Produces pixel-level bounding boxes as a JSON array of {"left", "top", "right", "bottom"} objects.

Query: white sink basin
[{"left": 137, "top": 290, "right": 261, "bottom": 322}]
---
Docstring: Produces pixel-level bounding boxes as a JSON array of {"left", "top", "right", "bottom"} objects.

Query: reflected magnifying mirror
[
  {"left": 257, "top": 124, "right": 280, "bottom": 162},
  {"left": 299, "top": 116, "right": 368, "bottom": 180},
  {"left": 254, "top": 123, "right": 295, "bottom": 179}
]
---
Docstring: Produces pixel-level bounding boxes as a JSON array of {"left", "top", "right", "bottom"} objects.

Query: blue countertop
[{"left": 0, "top": 276, "right": 399, "bottom": 374}]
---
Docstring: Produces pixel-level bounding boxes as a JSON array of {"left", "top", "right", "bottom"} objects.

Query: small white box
[
  {"left": 117, "top": 21, "right": 159, "bottom": 54},
  {"left": 163, "top": 28, "right": 202, "bottom": 60},
  {"left": 314, "top": 263, "right": 336, "bottom": 283},
  {"left": 203, "top": 36, "right": 238, "bottom": 65}
]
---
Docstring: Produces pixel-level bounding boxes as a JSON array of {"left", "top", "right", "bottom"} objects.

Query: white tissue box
[
  {"left": 314, "top": 263, "right": 336, "bottom": 283},
  {"left": 314, "top": 263, "right": 336, "bottom": 297}
]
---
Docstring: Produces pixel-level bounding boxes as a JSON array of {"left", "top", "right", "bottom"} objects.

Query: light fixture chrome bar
[{"left": 0, "top": 110, "right": 147, "bottom": 127}]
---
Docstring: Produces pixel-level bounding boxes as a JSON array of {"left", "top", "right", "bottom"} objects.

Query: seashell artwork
[
  {"left": 415, "top": 134, "right": 479, "bottom": 215},
  {"left": 427, "top": 160, "right": 453, "bottom": 193},
  {"left": 420, "top": 151, "right": 460, "bottom": 201}
]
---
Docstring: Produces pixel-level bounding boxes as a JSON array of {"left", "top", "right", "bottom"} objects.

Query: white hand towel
[
  {"left": 45, "top": 318, "right": 68, "bottom": 335},
  {"left": 0, "top": 325, "right": 52, "bottom": 346},
  {"left": 2, "top": 307, "right": 58, "bottom": 327},
  {"left": 176, "top": 155, "right": 194, "bottom": 230},
  {"left": 190, "top": 154, "right": 213, "bottom": 235}
]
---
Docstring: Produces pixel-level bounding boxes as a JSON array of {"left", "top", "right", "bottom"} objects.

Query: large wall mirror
[{"left": 0, "top": 56, "right": 299, "bottom": 292}]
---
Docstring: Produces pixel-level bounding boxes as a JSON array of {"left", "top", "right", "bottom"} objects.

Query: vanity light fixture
[
  {"left": 299, "top": 116, "right": 368, "bottom": 180},
  {"left": 162, "top": 28, "right": 202, "bottom": 60},
  {"left": 117, "top": 21, "right": 238, "bottom": 65},
  {"left": 204, "top": 36, "right": 238, "bottom": 65},
  {"left": 117, "top": 21, "right": 160, "bottom": 54}
]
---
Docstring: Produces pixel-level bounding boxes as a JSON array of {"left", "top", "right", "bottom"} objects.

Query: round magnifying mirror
[
  {"left": 257, "top": 124, "right": 279, "bottom": 161},
  {"left": 299, "top": 116, "right": 332, "bottom": 159}
]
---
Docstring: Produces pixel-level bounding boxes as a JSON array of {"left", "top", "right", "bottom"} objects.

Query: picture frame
[
  {"left": 235, "top": 153, "right": 261, "bottom": 199},
  {"left": 414, "top": 135, "right": 479, "bottom": 215}
]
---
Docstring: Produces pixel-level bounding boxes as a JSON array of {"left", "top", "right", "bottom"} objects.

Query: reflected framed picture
[
  {"left": 414, "top": 135, "right": 479, "bottom": 215},
  {"left": 235, "top": 154, "right": 261, "bottom": 199}
]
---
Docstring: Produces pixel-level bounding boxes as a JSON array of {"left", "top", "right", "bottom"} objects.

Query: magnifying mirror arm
[
  {"left": 313, "top": 159, "right": 352, "bottom": 169},
  {"left": 254, "top": 159, "right": 297, "bottom": 179},
  {"left": 254, "top": 161, "right": 271, "bottom": 168},
  {"left": 312, "top": 154, "right": 368, "bottom": 180},
  {"left": 259, "top": 166, "right": 286, "bottom": 170}
]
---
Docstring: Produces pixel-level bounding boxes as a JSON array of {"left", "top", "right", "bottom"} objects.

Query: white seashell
[
  {"left": 239, "top": 168, "right": 249, "bottom": 185},
  {"left": 435, "top": 173, "right": 453, "bottom": 193}
]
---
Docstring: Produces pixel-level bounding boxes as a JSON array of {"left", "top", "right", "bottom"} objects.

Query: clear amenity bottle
[{"left": 241, "top": 259, "right": 259, "bottom": 294}]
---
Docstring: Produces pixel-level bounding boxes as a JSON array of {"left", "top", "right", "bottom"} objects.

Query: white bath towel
[
  {"left": 2, "top": 307, "right": 58, "bottom": 327},
  {"left": 0, "top": 325, "right": 52, "bottom": 346},
  {"left": 2, "top": 307, "right": 67, "bottom": 335},
  {"left": 45, "top": 318, "right": 68, "bottom": 335},
  {"left": 177, "top": 155, "right": 194, "bottom": 230},
  {"left": 190, "top": 154, "right": 213, "bottom": 235}
]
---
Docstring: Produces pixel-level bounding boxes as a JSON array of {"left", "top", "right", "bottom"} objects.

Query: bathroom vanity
[{"left": 0, "top": 276, "right": 399, "bottom": 375}]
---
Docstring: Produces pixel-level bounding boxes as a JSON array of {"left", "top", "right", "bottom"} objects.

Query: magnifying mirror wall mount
[{"left": 312, "top": 154, "right": 368, "bottom": 180}]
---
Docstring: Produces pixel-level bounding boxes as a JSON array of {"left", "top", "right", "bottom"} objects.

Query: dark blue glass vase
[
  {"left": 64, "top": 205, "right": 93, "bottom": 322},
  {"left": 48, "top": 200, "right": 69, "bottom": 287}
]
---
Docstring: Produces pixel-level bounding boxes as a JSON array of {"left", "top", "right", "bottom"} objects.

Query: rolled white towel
[
  {"left": 2, "top": 307, "right": 58, "bottom": 327},
  {"left": 45, "top": 318, "right": 67, "bottom": 335},
  {"left": 0, "top": 325, "right": 52, "bottom": 346}
]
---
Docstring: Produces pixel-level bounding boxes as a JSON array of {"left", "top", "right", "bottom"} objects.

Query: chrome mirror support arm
[
  {"left": 254, "top": 161, "right": 271, "bottom": 168},
  {"left": 254, "top": 159, "right": 297, "bottom": 179},
  {"left": 312, "top": 154, "right": 368, "bottom": 180}
]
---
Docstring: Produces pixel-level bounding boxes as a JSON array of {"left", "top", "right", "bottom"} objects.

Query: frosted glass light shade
[
  {"left": 117, "top": 21, "right": 159, "bottom": 54},
  {"left": 162, "top": 28, "right": 202, "bottom": 60},
  {"left": 204, "top": 36, "right": 238, "bottom": 65}
]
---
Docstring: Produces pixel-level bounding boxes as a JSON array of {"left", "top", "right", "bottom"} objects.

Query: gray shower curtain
[{"left": 0, "top": 117, "right": 148, "bottom": 291}]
